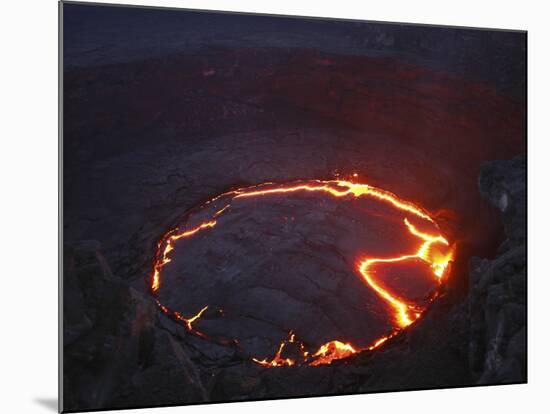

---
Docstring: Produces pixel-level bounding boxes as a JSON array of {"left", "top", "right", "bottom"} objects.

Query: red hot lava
[{"left": 150, "top": 179, "right": 456, "bottom": 367}]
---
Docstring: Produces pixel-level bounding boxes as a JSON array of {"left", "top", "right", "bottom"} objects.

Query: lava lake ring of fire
[{"left": 149, "top": 179, "right": 456, "bottom": 367}]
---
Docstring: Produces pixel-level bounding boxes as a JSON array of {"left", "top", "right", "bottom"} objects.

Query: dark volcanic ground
[{"left": 62, "top": 5, "right": 526, "bottom": 412}]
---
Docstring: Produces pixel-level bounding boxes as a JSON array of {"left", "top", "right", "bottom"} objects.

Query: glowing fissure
[{"left": 150, "top": 180, "right": 455, "bottom": 367}]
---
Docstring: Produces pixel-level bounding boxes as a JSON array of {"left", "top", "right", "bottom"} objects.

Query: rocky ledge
[{"left": 469, "top": 156, "right": 526, "bottom": 384}]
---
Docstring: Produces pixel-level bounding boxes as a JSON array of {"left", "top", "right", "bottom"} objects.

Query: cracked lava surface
[{"left": 150, "top": 179, "right": 456, "bottom": 367}]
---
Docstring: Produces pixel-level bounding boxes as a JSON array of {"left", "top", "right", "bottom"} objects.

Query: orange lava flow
[
  {"left": 358, "top": 218, "right": 451, "bottom": 328},
  {"left": 149, "top": 179, "right": 455, "bottom": 367},
  {"left": 252, "top": 333, "right": 299, "bottom": 367},
  {"left": 152, "top": 220, "right": 217, "bottom": 292}
]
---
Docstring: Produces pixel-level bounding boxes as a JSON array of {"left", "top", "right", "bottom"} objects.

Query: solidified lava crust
[{"left": 149, "top": 179, "right": 456, "bottom": 367}]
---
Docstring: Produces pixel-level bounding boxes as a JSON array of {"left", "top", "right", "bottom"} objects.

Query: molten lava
[{"left": 150, "top": 179, "right": 455, "bottom": 367}]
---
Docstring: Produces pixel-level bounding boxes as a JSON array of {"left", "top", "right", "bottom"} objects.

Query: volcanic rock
[
  {"left": 468, "top": 156, "right": 527, "bottom": 384},
  {"left": 62, "top": 39, "right": 525, "bottom": 408}
]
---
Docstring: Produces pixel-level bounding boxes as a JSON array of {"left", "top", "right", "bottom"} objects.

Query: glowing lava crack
[{"left": 150, "top": 179, "right": 456, "bottom": 367}]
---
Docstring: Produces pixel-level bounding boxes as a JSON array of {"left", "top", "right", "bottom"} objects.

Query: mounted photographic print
[{"left": 60, "top": 1, "right": 527, "bottom": 412}]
